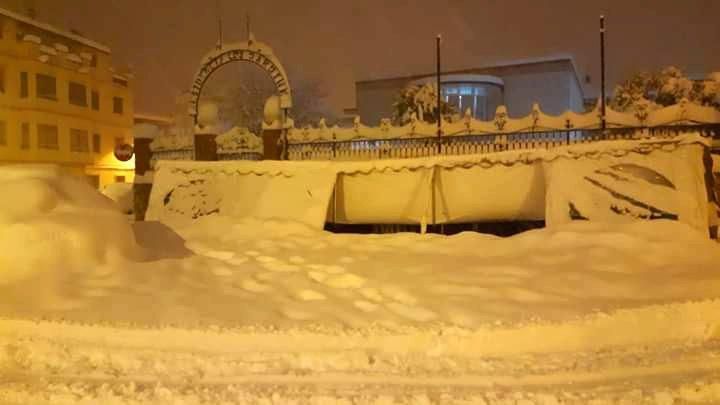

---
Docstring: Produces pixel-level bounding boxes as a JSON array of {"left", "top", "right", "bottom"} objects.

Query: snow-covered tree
[
  {"left": 202, "top": 65, "right": 335, "bottom": 134},
  {"left": 392, "top": 83, "right": 456, "bottom": 125},
  {"left": 289, "top": 78, "right": 337, "bottom": 128},
  {"left": 699, "top": 72, "right": 720, "bottom": 107},
  {"left": 611, "top": 67, "right": 720, "bottom": 113}
]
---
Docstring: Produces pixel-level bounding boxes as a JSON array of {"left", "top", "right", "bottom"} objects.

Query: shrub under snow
[{"left": 611, "top": 66, "right": 720, "bottom": 114}]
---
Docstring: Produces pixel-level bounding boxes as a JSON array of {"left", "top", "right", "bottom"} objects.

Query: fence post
[
  {"left": 194, "top": 132, "right": 218, "bottom": 161},
  {"left": 262, "top": 129, "right": 283, "bottom": 160},
  {"left": 132, "top": 136, "right": 153, "bottom": 221}
]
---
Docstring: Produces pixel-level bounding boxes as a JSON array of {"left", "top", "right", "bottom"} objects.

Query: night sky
[{"left": 20, "top": 0, "right": 720, "bottom": 116}]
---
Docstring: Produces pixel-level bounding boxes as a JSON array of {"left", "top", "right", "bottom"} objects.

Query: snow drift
[
  {"left": 101, "top": 182, "right": 134, "bottom": 214},
  {"left": 1, "top": 165, "right": 720, "bottom": 404},
  {"left": 0, "top": 165, "right": 141, "bottom": 285},
  {"left": 2, "top": 213, "right": 720, "bottom": 404}
]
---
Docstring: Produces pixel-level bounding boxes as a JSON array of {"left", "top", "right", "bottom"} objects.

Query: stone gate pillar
[
  {"left": 262, "top": 95, "right": 292, "bottom": 160},
  {"left": 132, "top": 126, "right": 156, "bottom": 221},
  {"left": 194, "top": 102, "right": 220, "bottom": 161},
  {"left": 194, "top": 133, "right": 218, "bottom": 161},
  {"left": 262, "top": 129, "right": 283, "bottom": 160}
]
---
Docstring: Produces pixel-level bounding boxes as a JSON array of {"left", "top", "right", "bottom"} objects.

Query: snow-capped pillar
[
  {"left": 262, "top": 95, "right": 293, "bottom": 160},
  {"left": 132, "top": 124, "right": 158, "bottom": 221},
  {"left": 194, "top": 102, "right": 220, "bottom": 161},
  {"left": 704, "top": 148, "right": 719, "bottom": 239}
]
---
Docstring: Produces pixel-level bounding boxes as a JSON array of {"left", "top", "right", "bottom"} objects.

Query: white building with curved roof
[{"left": 352, "top": 55, "right": 586, "bottom": 125}]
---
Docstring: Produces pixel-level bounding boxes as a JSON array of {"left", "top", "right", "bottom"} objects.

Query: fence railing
[
  {"left": 217, "top": 151, "right": 264, "bottom": 161},
  {"left": 150, "top": 148, "right": 194, "bottom": 167},
  {"left": 287, "top": 124, "right": 720, "bottom": 161}
]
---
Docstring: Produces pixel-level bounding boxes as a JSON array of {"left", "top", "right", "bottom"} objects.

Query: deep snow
[{"left": 1, "top": 165, "right": 720, "bottom": 404}]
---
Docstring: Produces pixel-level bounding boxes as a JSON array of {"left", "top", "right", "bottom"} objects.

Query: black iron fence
[
  {"left": 217, "top": 152, "right": 264, "bottom": 161},
  {"left": 287, "top": 124, "right": 720, "bottom": 161}
]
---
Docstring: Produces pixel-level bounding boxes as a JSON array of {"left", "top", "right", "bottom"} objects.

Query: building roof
[
  {"left": 357, "top": 54, "right": 584, "bottom": 91},
  {"left": 0, "top": 6, "right": 111, "bottom": 53}
]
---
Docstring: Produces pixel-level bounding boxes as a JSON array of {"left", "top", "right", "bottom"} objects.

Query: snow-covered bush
[
  {"left": 700, "top": 72, "right": 720, "bottom": 107},
  {"left": 392, "top": 82, "right": 456, "bottom": 125},
  {"left": 215, "top": 126, "right": 263, "bottom": 153},
  {"left": 202, "top": 65, "right": 335, "bottom": 134},
  {"left": 611, "top": 67, "right": 720, "bottom": 113},
  {"left": 149, "top": 130, "right": 194, "bottom": 151}
]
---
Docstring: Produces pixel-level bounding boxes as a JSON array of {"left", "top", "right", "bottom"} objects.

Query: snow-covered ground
[
  {"left": 1, "top": 165, "right": 720, "bottom": 404},
  {"left": 101, "top": 182, "right": 134, "bottom": 215}
]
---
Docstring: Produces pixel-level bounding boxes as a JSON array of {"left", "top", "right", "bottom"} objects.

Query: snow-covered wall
[
  {"left": 544, "top": 143, "right": 709, "bottom": 231},
  {"left": 147, "top": 161, "right": 336, "bottom": 229},
  {"left": 148, "top": 134, "right": 712, "bottom": 233}
]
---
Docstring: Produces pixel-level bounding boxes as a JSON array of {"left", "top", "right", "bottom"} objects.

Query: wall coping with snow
[
  {"left": 149, "top": 126, "right": 264, "bottom": 155},
  {"left": 150, "top": 134, "right": 194, "bottom": 152},
  {"left": 288, "top": 100, "right": 720, "bottom": 144},
  {"left": 154, "top": 133, "right": 710, "bottom": 177}
]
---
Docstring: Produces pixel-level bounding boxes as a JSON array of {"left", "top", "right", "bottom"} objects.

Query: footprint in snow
[
  {"left": 354, "top": 300, "right": 379, "bottom": 312},
  {"left": 324, "top": 273, "right": 366, "bottom": 289},
  {"left": 241, "top": 279, "right": 271, "bottom": 293},
  {"left": 288, "top": 256, "right": 306, "bottom": 264},
  {"left": 297, "top": 289, "right": 326, "bottom": 301},
  {"left": 261, "top": 260, "right": 300, "bottom": 273},
  {"left": 386, "top": 302, "right": 437, "bottom": 322},
  {"left": 212, "top": 266, "right": 233, "bottom": 277}
]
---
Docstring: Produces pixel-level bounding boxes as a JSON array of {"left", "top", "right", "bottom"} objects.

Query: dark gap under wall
[{"left": 324, "top": 221, "right": 546, "bottom": 237}]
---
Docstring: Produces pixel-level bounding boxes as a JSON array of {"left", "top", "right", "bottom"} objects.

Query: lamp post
[
  {"left": 436, "top": 34, "right": 442, "bottom": 153},
  {"left": 600, "top": 15, "right": 607, "bottom": 132}
]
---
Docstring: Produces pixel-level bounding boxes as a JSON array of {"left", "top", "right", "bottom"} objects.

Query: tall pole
[
  {"left": 436, "top": 34, "right": 442, "bottom": 153},
  {"left": 247, "top": 13, "right": 251, "bottom": 40},
  {"left": 600, "top": 15, "right": 606, "bottom": 132},
  {"left": 216, "top": 0, "right": 223, "bottom": 49}
]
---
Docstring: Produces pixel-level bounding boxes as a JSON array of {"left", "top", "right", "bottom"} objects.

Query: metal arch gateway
[{"left": 188, "top": 39, "right": 293, "bottom": 124}]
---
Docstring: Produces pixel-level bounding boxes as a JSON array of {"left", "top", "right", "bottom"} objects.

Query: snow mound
[
  {"left": 0, "top": 165, "right": 141, "bottom": 284},
  {"left": 102, "top": 182, "right": 134, "bottom": 214}
]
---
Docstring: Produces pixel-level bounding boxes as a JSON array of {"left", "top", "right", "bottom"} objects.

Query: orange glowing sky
[{"left": 17, "top": 0, "right": 720, "bottom": 116}]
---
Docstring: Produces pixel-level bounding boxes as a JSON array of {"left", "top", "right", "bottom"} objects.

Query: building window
[
  {"left": 0, "top": 66, "right": 5, "bottom": 93},
  {"left": 69, "top": 82, "right": 87, "bottom": 107},
  {"left": 70, "top": 129, "right": 89, "bottom": 152},
  {"left": 113, "top": 97, "right": 124, "bottom": 114},
  {"left": 92, "top": 133, "right": 101, "bottom": 153},
  {"left": 21, "top": 123, "right": 30, "bottom": 149},
  {"left": 442, "top": 84, "right": 490, "bottom": 120},
  {"left": 37, "top": 124, "right": 59, "bottom": 150},
  {"left": 20, "top": 72, "right": 28, "bottom": 98},
  {"left": 0, "top": 121, "right": 6, "bottom": 146},
  {"left": 91, "top": 90, "right": 99, "bottom": 110},
  {"left": 36, "top": 74, "right": 57, "bottom": 100},
  {"left": 115, "top": 176, "right": 126, "bottom": 183}
]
